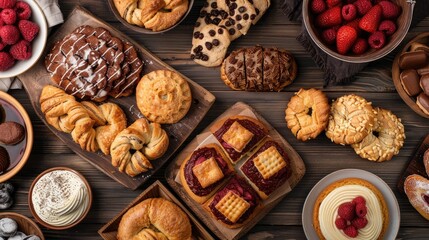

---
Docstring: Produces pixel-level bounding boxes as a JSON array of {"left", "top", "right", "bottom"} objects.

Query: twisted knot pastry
[
  {"left": 45, "top": 25, "right": 143, "bottom": 102},
  {"left": 110, "top": 118, "right": 169, "bottom": 177},
  {"left": 117, "top": 198, "right": 192, "bottom": 240},
  {"left": 325, "top": 94, "right": 376, "bottom": 145},
  {"left": 114, "top": 0, "right": 189, "bottom": 31},
  {"left": 285, "top": 88, "right": 329, "bottom": 141},
  {"left": 352, "top": 108, "right": 405, "bottom": 162},
  {"left": 40, "top": 85, "right": 127, "bottom": 154}
]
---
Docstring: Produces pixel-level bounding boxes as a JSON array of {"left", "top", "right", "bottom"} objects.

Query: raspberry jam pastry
[
  {"left": 240, "top": 139, "right": 292, "bottom": 199},
  {"left": 204, "top": 175, "right": 261, "bottom": 228},
  {"left": 180, "top": 143, "right": 234, "bottom": 204},
  {"left": 210, "top": 115, "right": 268, "bottom": 164}
]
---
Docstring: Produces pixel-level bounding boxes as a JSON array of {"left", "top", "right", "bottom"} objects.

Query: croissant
[
  {"left": 110, "top": 118, "right": 169, "bottom": 177},
  {"left": 117, "top": 198, "right": 191, "bottom": 240}
]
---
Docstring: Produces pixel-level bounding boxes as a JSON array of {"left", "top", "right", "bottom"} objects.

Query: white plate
[
  {"left": 302, "top": 169, "right": 400, "bottom": 240},
  {"left": 0, "top": 0, "right": 48, "bottom": 78}
]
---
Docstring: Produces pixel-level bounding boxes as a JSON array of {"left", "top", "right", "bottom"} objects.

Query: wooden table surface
[{"left": 7, "top": 1, "right": 429, "bottom": 239}]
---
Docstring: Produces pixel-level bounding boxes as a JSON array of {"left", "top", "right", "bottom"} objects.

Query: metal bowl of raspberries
[
  {"left": 0, "top": 0, "right": 48, "bottom": 78},
  {"left": 302, "top": 0, "right": 415, "bottom": 63}
]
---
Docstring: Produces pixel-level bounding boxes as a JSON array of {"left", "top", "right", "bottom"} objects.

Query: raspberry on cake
[
  {"left": 180, "top": 143, "right": 234, "bottom": 204},
  {"left": 210, "top": 115, "right": 268, "bottom": 164},
  {"left": 313, "top": 178, "right": 389, "bottom": 240},
  {"left": 240, "top": 139, "right": 292, "bottom": 199}
]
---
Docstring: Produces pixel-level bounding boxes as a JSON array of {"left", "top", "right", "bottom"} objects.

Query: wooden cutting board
[
  {"left": 397, "top": 134, "right": 429, "bottom": 194},
  {"left": 18, "top": 6, "right": 215, "bottom": 190}
]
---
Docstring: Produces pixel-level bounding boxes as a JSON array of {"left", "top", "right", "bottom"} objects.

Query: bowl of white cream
[{"left": 28, "top": 167, "right": 92, "bottom": 230}]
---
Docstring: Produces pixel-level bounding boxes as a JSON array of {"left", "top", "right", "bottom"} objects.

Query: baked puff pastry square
[
  {"left": 240, "top": 139, "right": 292, "bottom": 199},
  {"left": 204, "top": 175, "right": 261, "bottom": 229},
  {"left": 210, "top": 115, "right": 268, "bottom": 164},
  {"left": 180, "top": 143, "right": 234, "bottom": 204}
]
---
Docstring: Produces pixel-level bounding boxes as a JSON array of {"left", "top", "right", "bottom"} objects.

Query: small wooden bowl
[
  {"left": 302, "top": 0, "right": 415, "bottom": 63},
  {"left": 392, "top": 32, "right": 429, "bottom": 119},
  {"left": 0, "top": 212, "right": 44, "bottom": 240},
  {"left": 28, "top": 167, "right": 93, "bottom": 230},
  {"left": 0, "top": 91, "right": 33, "bottom": 182},
  {"left": 107, "top": 0, "right": 194, "bottom": 34}
]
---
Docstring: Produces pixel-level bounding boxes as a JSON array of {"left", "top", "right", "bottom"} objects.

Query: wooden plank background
[{"left": 6, "top": 0, "right": 429, "bottom": 239}]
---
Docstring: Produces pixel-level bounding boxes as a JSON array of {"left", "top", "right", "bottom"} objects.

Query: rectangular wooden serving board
[
  {"left": 397, "top": 134, "right": 429, "bottom": 193},
  {"left": 98, "top": 180, "right": 214, "bottom": 240},
  {"left": 165, "top": 102, "right": 306, "bottom": 240},
  {"left": 17, "top": 6, "right": 215, "bottom": 190}
]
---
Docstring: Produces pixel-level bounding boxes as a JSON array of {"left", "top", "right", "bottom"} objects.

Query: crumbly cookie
[
  {"left": 193, "top": 0, "right": 230, "bottom": 44},
  {"left": 217, "top": 0, "right": 256, "bottom": 35},
  {"left": 325, "top": 94, "right": 375, "bottom": 145},
  {"left": 136, "top": 70, "right": 192, "bottom": 124},
  {"left": 191, "top": 24, "right": 231, "bottom": 67}
]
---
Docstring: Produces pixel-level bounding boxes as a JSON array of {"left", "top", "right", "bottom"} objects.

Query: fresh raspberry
[
  {"left": 0, "top": 52, "right": 15, "bottom": 71},
  {"left": 342, "top": 4, "right": 357, "bottom": 21},
  {"left": 352, "top": 196, "right": 366, "bottom": 205},
  {"left": 335, "top": 217, "right": 347, "bottom": 230},
  {"left": 355, "top": 202, "right": 368, "bottom": 217},
  {"left": 14, "top": 1, "right": 31, "bottom": 20},
  {"left": 0, "top": 25, "right": 20, "bottom": 45},
  {"left": 352, "top": 38, "right": 368, "bottom": 54},
  {"left": 378, "top": 20, "right": 396, "bottom": 36},
  {"left": 18, "top": 19, "right": 38, "bottom": 42},
  {"left": 315, "top": 6, "right": 342, "bottom": 28},
  {"left": 368, "top": 31, "right": 386, "bottom": 49},
  {"left": 378, "top": 1, "right": 401, "bottom": 19},
  {"left": 336, "top": 25, "right": 357, "bottom": 55},
  {"left": 352, "top": 217, "right": 368, "bottom": 229},
  {"left": 310, "top": 0, "right": 326, "bottom": 14},
  {"left": 1, "top": 9, "right": 17, "bottom": 25},
  {"left": 0, "top": 0, "right": 16, "bottom": 9},
  {"left": 359, "top": 5, "right": 382, "bottom": 33},
  {"left": 338, "top": 201, "right": 356, "bottom": 221},
  {"left": 326, "top": 0, "right": 341, "bottom": 8},
  {"left": 346, "top": 0, "right": 357, "bottom": 3},
  {"left": 354, "top": 0, "right": 372, "bottom": 16},
  {"left": 0, "top": 17, "right": 4, "bottom": 27},
  {"left": 9, "top": 39, "right": 30, "bottom": 60},
  {"left": 344, "top": 225, "right": 358, "bottom": 238},
  {"left": 0, "top": 40, "right": 5, "bottom": 51},
  {"left": 322, "top": 28, "right": 336, "bottom": 45}
]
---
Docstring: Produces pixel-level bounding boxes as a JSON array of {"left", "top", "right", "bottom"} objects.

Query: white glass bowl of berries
[
  {"left": 303, "top": 0, "right": 415, "bottom": 63},
  {"left": 0, "top": 0, "right": 47, "bottom": 77}
]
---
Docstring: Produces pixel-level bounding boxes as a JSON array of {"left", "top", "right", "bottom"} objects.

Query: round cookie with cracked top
[{"left": 191, "top": 24, "right": 231, "bottom": 67}]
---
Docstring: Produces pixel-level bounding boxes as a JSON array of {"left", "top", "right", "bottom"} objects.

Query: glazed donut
[
  {"left": 325, "top": 94, "right": 375, "bottom": 145},
  {"left": 110, "top": 118, "right": 169, "bottom": 177},
  {"left": 352, "top": 108, "right": 405, "bottom": 162},
  {"left": 404, "top": 174, "right": 429, "bottom": 220},
  {"left": 117, "top": 198, "right": 192, "bottom": 240},
  {"left": 285, "top": 88, "right": 330, "bottom": 141}
]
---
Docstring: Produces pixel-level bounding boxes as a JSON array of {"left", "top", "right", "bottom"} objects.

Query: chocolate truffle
[
  {"left": 399, "top": 50, "right": 428, "bottom": 70},
  {"left": 400, "top": 69, "right": 422, "bottom": 96},
  {"left": 0, "top": 147, "right": 9, "bottom": 173},
  {"left": 417, "top": 93, "right": 429, "bottom": 115},
  {"left": 0, "top": 122, "right": 25, "bottom": 145},
  {"left": 421, "top": 74, "right": 429, "bottom": 96}
]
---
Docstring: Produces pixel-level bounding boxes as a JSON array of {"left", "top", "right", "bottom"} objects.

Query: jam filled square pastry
[
  {"left": 210, "top": 115, "right": 268, "bottom": 164},
  {"left": 240, "top": 139, "right": 292, "bottom": 199},
  {"left": 204, "top": 175, "right": 261, "bottom": 229},
  {"left": 180, "top": 143, "right": 234, "bottom": 204}
]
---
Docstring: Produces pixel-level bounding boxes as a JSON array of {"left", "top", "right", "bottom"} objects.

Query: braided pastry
[
  {"left": 113, "top": 0, "right": 189, "bottom": 31},
  {"left": 45, "top": 25, "right": 143, "bottom": 102},
  {"left": 40, "top": 85, "right": 127, "bottom": 154},
  {"left": 110, "top": 118, "right": 169, "bottom": 177},
  {"left": 117, "top": 198, "right": 192, "bottom": 240}
]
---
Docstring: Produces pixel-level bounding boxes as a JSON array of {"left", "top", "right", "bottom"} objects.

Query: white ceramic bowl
[{"left": 0, "top": 0, "right": 48, "bottom": 78}]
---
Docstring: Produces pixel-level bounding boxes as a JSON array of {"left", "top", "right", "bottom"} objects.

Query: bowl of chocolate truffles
[
  {"left": 392, "top": 32, "right": 429, "bottom": 119},
  {"left": 303, "top": 0, "right": 414, "bottom": 63},
  {"left": 0, "top": 91, "right": 33, "bottom": 183}
]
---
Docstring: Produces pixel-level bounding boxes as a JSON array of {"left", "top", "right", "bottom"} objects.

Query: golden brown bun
[
  {"left": 95, "top": 103, "right": 127, "bottom": 155},
  {"left": 312, "top": 178, "right": 389, "bottom": 240},
  {"left": 404, "top": 174, "right": 429, "bottom": 221},
  {"left": 180, "top": 143, "right": 233, "bottom": 204},
  {"left": 117, "top": 198, "right": 192, "bottom": 240},
  {"left": 285, "top": 88, "right": 329, "bottom": 141}
]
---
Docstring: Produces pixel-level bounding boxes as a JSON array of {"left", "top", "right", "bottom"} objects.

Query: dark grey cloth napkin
[{"left": 282, "top": 0, "right": 429, "bottom": 86}]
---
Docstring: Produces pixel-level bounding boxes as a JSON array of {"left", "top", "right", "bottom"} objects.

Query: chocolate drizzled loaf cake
[
  {"left": 221, "top": 46, "right": 298, "bottom": 91},
  {"left": 45, "top": 25, "right": 144, "bottom": 102}
]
